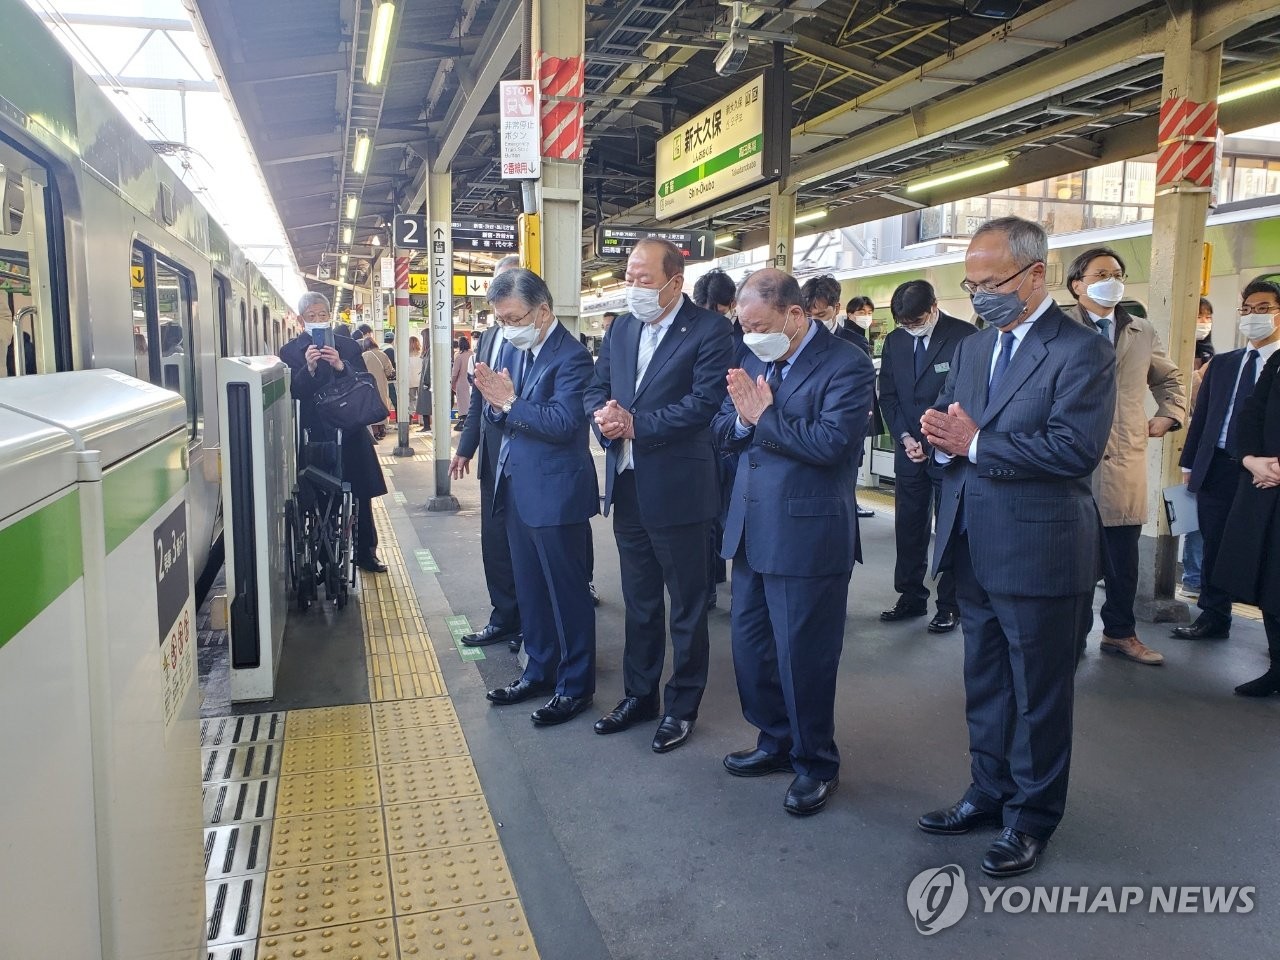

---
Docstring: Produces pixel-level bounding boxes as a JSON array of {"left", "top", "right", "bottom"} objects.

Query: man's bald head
[{"left": 738, "top": 268, "right": 803, "bottom": 314}]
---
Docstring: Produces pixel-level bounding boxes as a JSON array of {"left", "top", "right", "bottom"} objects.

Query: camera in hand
[{"left": 307, "top": 324, "right": 331, "bottom": 349}]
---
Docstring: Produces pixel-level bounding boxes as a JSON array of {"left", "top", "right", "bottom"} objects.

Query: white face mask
[
  {"left": 1196, "top": 321, "right": 1213, "bottom": 340},
  {"left": 903, "top": 315, "right": 937, "bottom": 339},
  {"left": 823, "top": 315, "right": 841, "bottom": 333},
  {"left": 502, "top": 319, "right": 540, "bottom": 351},
  {"left": 1238, "top": 313, "right": 1276, "bottom": 342},
  {"left": 743, "top": 315, "right": 799, "bottom": 363},
  {"left": 851, "top": 312, "right": 873, "bottom": 330},
  {"left": 1085, "top": 278, "right": 1125, "bottom": 308},
  {"left": 626, "top": 277, "right": 675, "bottom": 323}
]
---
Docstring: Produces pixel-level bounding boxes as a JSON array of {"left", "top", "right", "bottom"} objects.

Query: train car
[{"left": 0, "top": 3, "right": 291, "bottom": 588}]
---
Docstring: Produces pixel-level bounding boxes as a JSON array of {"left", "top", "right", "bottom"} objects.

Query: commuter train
[{"left": 0, "top": 6, "right": 291, "bottom": 590}]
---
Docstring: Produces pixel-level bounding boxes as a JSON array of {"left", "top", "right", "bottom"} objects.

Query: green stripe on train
[
  {"left": 103, "top": 435, "right": 188, "bottom": 554},
  {"left": 0, "top": 490, "right": 83, "bottom": 651},
  {"left": 263, "top": 377, "right": 287, "bottom": 410}
]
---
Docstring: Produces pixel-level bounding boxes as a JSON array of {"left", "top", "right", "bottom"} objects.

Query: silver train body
[{"left": 0, "top": 5, "right": 290, "bottom": 581}]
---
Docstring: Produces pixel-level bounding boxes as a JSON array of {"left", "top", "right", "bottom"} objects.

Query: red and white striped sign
[
  {"left": 537, "top": 54, "right": 584, "bottom": 161},
  {"left": 1157, "top": 97, "right": 1219, "bottom": 188},
  {"left": 395, "top": 256, "right": 410, "bottom": 307}
]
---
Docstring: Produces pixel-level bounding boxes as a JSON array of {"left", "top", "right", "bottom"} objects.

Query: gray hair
[
  {"left": 972, "top": 216, "right": 1048, "bottom": 268},
  {"left": 297, "top": 291, "right": 331, "bottom": 315},
  {"left": 487, "top": 267, "right": 553, "bottom": 312},
  {"left": 493, "top": 254, "right": 521, "bottom": 277},
  {"left": 738, "top": 267, "right": 802, "bottom": 313}
]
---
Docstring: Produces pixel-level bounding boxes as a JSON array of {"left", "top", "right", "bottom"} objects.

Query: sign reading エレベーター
[{"left": 655, "top": 75, "right": 766, "bottom": 220}]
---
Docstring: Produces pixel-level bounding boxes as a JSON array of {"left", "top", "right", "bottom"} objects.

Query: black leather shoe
[
  {"left": 917, "top": 798, "right": 1003, "bottom": 835},
  {"left": 856, "top": 506, "right": 875, "bottom": 518},
  {"left": 507, "top": 634, "right": 523, "bottom": 653},
  {"left": 589, "top": 582, "right": 600, "bottom": 606},
  {"left": 1171, "top": 617, "right": 1230, "bottom": 641},
  {"left": 594, "top": 697, "right": 659, "bottom": 734},
  {"left": 1235, "top": 669, "right": 1280, "bottom": 697},
  {"left": 981, "top": 827, "right": 1046, "bottom": 878},
  {"left": 531, "top": 695, "right": 593, "bottom": 726},
  {"left": 357, "top": 554, "right": 388, "bottom": 573},
  {"left": 486, "top": 677, "right": 554, "bottom": 705},
  {"left": 652, "top": 716, "right": 694, "bottom": 753},
  {"left": 724, "top": 748, "right": 793, "bottom": 778},
  {"left": 783, "top": 774, "right": 838, "bottom": 816},
  {"left": 880, "top": 599, "right": 928, "bottom": 622},
  {"left": 928, "top": 610, "right": 960, "bottom": 633},
  {"left": 462, "top": 622, "right": 518, "bottom": 647}
]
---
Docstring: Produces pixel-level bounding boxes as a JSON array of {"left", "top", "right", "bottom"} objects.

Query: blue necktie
[
  {"left": 1096, "top": 317, "right": 1111, "bottom": 340},
  {"left": 989, "top": 331, "right": 1015, "bottom": 396},
  {"left": 914, "top": 335, "right": 926, "bottom": 379},
  {"left": 1225, "top": 349, "right": 1259, "bottom": 456}
]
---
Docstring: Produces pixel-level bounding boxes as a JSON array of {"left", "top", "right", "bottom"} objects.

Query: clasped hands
[
  {"left": 920, "top": 403, "right": 979, "bottom": 458},
  {"left": 593, "top": 399, "right": 635, "bottom": 441},
  {"left": 726, "top": 368, "right": 773, "bottom": 427},
  {"left": 1243, "top": 455, "right": 1280, "bottom": 490},
  {"left": 473, "top": 362, "right": 516, "bottom": 409}
]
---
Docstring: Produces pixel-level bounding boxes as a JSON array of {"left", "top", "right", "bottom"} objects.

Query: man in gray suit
[{"left": 918, "top": 217, "right": 1116, "bottom": 878}]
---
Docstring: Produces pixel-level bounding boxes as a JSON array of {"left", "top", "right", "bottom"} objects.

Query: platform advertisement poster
[
  {"left": 500, "top": 79, "right": 540, "bottom": 179},
  {"left": 656, "top": 75, "right": 766, "bottom": 220},
  {"left": 155, "top": 499, "right": 195, "bottom": 733}
]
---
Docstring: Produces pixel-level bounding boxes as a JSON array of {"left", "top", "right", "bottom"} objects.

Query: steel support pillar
[
  {"left": 392, "top": 253, "right": 415, "bottom": 457},
  {"left": 426, "top": 166, "right": 459, "bottom": 511},
  {"left": 768, "top": 185, "right": 796, "bottom": 272},
  {"left": 1140, "top": 0, "right": 1222, "bottom": 622}
]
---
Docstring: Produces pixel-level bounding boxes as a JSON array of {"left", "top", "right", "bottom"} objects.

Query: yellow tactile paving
[
  {"left": 257, "top": 918, "right": 398, "bottom": 960},
  {"left": 396, "top": 901, "right": 537, "bottom": 959},
  {"left": 269, "top": 810, "right": 388, "bottom": 869},
  {"left": 389, "top": 843, "right": 518, "bottom": 914},
  {"left": 284, "top": 704, "right": 373, "bottom": 739},
  {"left": 371, "top": 697, "right": 459, "bottom": 731},
  {"left": 378, "top": 756, "right": 484, "bottom": 806},
  {"left": 374, "top": 721, "right": 471, "bottom": 764},
  {"left": 275, "top": 767, "right": 382, "bottom": 818},
  {"left": 260, "top": 855, "right": 394, "bottom": 935},
  {"left": 280, "top": 732, "right": 379, "bottom": 775},
  {"left": 383, "top": 797, "right": 500, "bottom": 855}
]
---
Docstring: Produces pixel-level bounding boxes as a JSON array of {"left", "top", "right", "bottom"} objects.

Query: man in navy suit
[
  {"left": 585, "top": 239, "right": 734, "bottom": 752},
  {"left": 919, "top": 217, "right": 1115, "bottom": 878},
  {"left": 474, "top": 268, "right": 600, "bottom": 726},
  {"left": 714, "top": 268, "right": 875, "bottom": 817},
  {"left": 1173, "top": 278, "right": 1280, "bottom": 641},
  {"left": 877, "top": 280, "right": 976, "bottom": 632}
]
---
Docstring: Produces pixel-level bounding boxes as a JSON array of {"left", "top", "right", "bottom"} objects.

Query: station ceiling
[{"left": 189, "top": 0, "right": 1280, "bottom": 297}]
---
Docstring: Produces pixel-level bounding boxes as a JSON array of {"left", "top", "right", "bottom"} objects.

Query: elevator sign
[{"left": 500, "top": 80, "right": 541, "bottom": 179}]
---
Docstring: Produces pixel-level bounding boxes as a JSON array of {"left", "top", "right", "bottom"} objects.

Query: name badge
[{"left": 933, "top": 361, "right": 950, "bottom": 373}]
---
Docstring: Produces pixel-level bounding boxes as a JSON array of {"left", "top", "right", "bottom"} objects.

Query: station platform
[{"left": 198, "top": 431, "right": 1279, "bottom": 960}]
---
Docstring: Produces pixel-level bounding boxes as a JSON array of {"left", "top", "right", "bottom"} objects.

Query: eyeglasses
[
  {"left": 961, "top": 261, "right": 1038, "bottom": 296},
  {"left": 1083, "top": 270, "right": 1126, "bottom": 282},
  {"left": 1238, "top": 304, "right": 1280, "bottom": 316},
  {"left": 495, "top": 306, "right": 535, "bottom": 327}
]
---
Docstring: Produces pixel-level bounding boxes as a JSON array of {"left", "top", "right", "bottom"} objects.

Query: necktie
[
  {"left": 1096, "top": 316, "right": 1112, "bottom": 340},
  {"left": 1225, "top": 349, "right": 1259, "bottom": 456},
  {"left": 913, "top": 335, "right": 927, "bottom": 379},
  {"left": 767, "top": 361, "right": 784, "bottom": 393},
  {"left": 619, "top": 323, "right": 663, "bottom": 473},
  {"left": 988, "top": 330, "right": 1015, "bottom": 395}
]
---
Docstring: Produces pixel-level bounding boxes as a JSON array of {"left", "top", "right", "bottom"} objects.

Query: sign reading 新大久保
[{"left": 655, "top": 75, "right": 766, "bottom": 220}]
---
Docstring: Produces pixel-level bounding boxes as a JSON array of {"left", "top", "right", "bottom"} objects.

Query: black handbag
[{"left": 313, "top": 371, "right": 388, "bottom": 430}]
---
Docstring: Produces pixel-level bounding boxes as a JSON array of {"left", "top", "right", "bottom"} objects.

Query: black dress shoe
[
  {"left": 356, "top": 554, "right": 388, "bottom": 573},
  {"left": 856, "top": 506, "right": 875, "bottom": 518},
  {"left": 880, "top": 599, "right": 928, "bottom": 622},
  {"left": 981, "top": 827, "right": 1046, "bottom": 878},
  {"left": 917, "top": 798, "right": 1003, "bottom": 835},
  {"left": 1171, "top": 617, "right": 1230, "bottom": 640},
  {"left": 783, "top": 774, "right": 838, "bottom": 816},
  {"left": 1235, "top": 668, "right": 1280, "bottom": 697},
  {"left": 531, "top": 695, "right": 593, "bottom": 726},
  {"left": 594, "top": 697, "right": 659, "bottom": 735},
  {"left": 461, "top": 622, "right": 518, "bottom": 647},
  {"left": 723, "top": 748, "right": 793, "bottom": 778},
  {"left": 928, "top": 610, "right": 960, "bottom": 633},
  {"left": 652, "top": 716, "right": 694, "bottom": 753},
  {"left": 486, "top": 676, "right": 554, "bottom": 705},
  {"left": 507, "top": 634, "right": 523, "bottom": 653}
]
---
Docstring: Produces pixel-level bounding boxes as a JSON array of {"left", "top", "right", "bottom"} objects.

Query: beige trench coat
[
  {"left": 363, "top": 345, "right": 394, "bottom": 418},
  {"left": 1072, "top": 304, "right": 1187, "bottom": 527}
]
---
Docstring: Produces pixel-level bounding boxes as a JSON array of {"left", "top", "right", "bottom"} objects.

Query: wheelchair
[{"left": 285, "top": 404, "right": 356, "bottom": 611}]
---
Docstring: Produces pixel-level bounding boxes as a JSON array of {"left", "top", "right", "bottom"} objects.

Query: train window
[
  {"left": 239, "top": 299, "right": 248, "bottom": 354},
  {"left": 0, "top": 137, "right": 62, "bottom": 378},
  {"left": 263, "top": 305, "right": 272, "bottom": 352},
  {"left": 253, "top": 306, "right": 260, "bottom": 353},
  {"left": 131, "top": 241, "right": 198, "bottom": 439},
  {"left": 214, "top": 273, "right": 230, "bottom": 357}
]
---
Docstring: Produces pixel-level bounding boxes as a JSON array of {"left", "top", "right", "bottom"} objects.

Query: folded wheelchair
[{"left": 285, "top": 404, "right": 355, "bottom": 611}]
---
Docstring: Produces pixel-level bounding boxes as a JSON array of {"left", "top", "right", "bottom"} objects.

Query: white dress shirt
[{"left": 619, "top": 303, "right": 679, "bottom": 471}]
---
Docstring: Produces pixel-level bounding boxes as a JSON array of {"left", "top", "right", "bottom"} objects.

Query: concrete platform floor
[{"left": 222, "top": 430, "right": 1280, "bottom": 959}]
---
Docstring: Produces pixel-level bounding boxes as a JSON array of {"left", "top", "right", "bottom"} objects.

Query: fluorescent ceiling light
[
  {"left": 340, "top": 253, "right": 349, "bottom": 264},
  {"left": 342, "top": 226, "right": 353, "bottom": 244},
  {"left": 905, "top": 158, "right": 1010, "bottom": 194},
  {"left": 715, "top": 234, "right": 735, "bottom": 246},
  {"left": 345, "top": 195, "right": 359, "bottom": 220},
  {"left": 591, "top": 270, "right": 614, "bottom": 282},
  {"left": 353, "top": 130, "right": 371, "bottom": 173},
  {"left": 371, "top": 234, "right": 381, "bottom": 246},
  {"left": 1219, "top": 73, "right": 1280, "bottom": 104},
  {"left": 364, "top": 2, "right": 396, "bottom": 86},
  {"left": 794, "top": 209, "right": 827, "bottom": 225}
]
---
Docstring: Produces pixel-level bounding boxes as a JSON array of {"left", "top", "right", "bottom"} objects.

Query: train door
[
  {"left": 214, "top": 272, "right": 230, "bottom": 357},
  {"left": 252, "top": 306, "right": 260, "bottom": 353},
  {"left": 0, "top": 133, "right": 69, "bottom": 377},
  {"left": 131, "top": 242, "right": 198, "bottom": 439},
  {"left": 239, "top": 299, "right": 248, "bottom": 353},
  {"left": 262, "top": 305, "right": 272, "bottom": 352}
]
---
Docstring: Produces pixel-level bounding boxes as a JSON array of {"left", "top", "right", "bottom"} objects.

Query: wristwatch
[{"left": 501, "top": 396, "right": 516, "bottom": 414}]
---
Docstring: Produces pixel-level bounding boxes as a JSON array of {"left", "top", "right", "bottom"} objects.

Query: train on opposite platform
[{"left": 0, "top": 2, "right": 291, "bottom": 591}]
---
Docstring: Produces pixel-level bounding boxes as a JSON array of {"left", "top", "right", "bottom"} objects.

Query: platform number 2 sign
[{"left": 394, "top": 214, "right": 428, "bottom": 249}]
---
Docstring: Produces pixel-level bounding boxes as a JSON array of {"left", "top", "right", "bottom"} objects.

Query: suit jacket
[
  {"left": 714, "top": 322, "right": 877, "bottom": 577},
  {"left": 584, "top": 295, "right": 734, "bottom": 526},
  {"left": 492, "top": 322, "right": 599, "bottom": 528},
  {"left": 457, "top": 326, "right": 503, "bottom": 481},
  {"left": 1180, "top": 346, "right": 1251, "bottom": 494},
  {"left": 835, "top": 322, "right": 872, "bottom": 356},
  {"left": 929, "top": 303, "right": 1116, "bottom": 597},
  {"left": 878, "top": 313, "right": 976, "bottom": 476}
]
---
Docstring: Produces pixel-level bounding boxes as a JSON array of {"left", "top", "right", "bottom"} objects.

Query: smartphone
[{"left": 307, "top": 324, "right": 331, "bottom": 349}]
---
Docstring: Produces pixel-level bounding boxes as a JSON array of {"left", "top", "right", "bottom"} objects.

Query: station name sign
[
  {"left": 596, "top": 226, "right": 716, "bottom": 263},
  {"left": 655, "top": 75, "right": 778, "bottom": 220}
]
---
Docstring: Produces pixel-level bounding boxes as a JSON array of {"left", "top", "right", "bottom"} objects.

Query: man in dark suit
[
  {"left": 877, "top": 280, "right": 976, "bottom": 632},
  {"left": 919, "top": 217, "right": 1115, "bottom": 878},
  {"left": 1173, "top": 278, "right": 1280, "bottom": 641},
  {"left": 474, "top": 269, "right": 599, "bottom": 726},
  {"left": 715, "top": 268, "right": 876, "bottom": 816},
  {"left": 585, "top": 238, "right": 733, "bottom": 753}
]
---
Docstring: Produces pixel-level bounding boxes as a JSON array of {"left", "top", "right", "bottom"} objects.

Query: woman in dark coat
[
  {"left": 1214, "top": 349, "right": 1280, "bottom": 696},
  {"left": 279, "top": 292, "right": 389, "bottom": 573}
]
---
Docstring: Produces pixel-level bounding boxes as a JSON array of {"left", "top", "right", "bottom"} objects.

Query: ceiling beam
[
  {"left": 223, "top": 52, "right": 348, "bottom": 85},
  {"left": 257, "top": 134, "right": 343, "bottom": 165}
]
